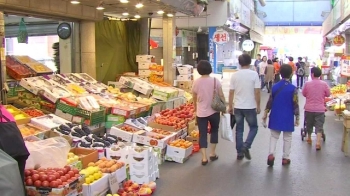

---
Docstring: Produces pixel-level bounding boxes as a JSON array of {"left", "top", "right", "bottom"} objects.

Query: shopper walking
[
  {"left": 228, "top": 54, "right": 261, "bottom": 160},
  {"left": 273, "top": 58, "right": 281, "bottom": 83},
  {"left": 302, "top": 67, "right": 330, "bottom": 150},
  {"left": 259, "top": 56, "right": 268, "bottom": 90},
  {"left": 254, "top": 54, "right": 262, "bottom": 75},
  {"left": 296, "top": 57, "right": 306, "bottom": 89},
  {"left": 265, "top": 59, "right": 275, "bottom": 93},
  {"left": 262, "top": 64, "right": 300, "bottom": 166},
  {"left": 192, "top": 60, "right": 225, "bottom": 165},
  {"left": 304, "top": 57, "right": 311, "bottom": 82},
  {"left": 288, "top": 57, "right": 296, "bottom": 82}
]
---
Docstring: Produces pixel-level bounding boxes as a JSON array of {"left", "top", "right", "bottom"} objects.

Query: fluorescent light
[
  {"left": 122, "top": 12, "right": 129, "bottom": 16},
  {"left": 157, "top": 10, "right": 164, "bottom": 14},
  {"left": 167, "top": 13, "right": 173, "bottom": 17},
  {"left": 120, "top": 0, "right": 129, "bottom": 3},
  {"left": 136, "top": 3, "right": 143, "bottom": 8},
  {"left": 135, "top": 14, "right": 141, "bottom": 18},
  {"left": 96, "top": 6, "right": 105, "bottom": 10},
  {"left": 70, "top": 0, "right": 80, "bottom": 4}
]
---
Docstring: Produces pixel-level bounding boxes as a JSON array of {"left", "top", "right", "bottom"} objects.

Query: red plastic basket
[{"left": 192, "top": 144, "right": 200, "bottom": 153}]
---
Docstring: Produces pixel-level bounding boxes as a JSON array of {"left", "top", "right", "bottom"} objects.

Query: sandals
[
  {"left": 201, "top": 160, "right": 208, "bottom": 166},
  {"left": 307, "top": 138, "right": 312, "bottom": 144},
  {"left": 210, "top": 155, "right": 219, "bottom": 162},
  {"left": 316, "top": 144, "right": 321, "bottom": 151}
]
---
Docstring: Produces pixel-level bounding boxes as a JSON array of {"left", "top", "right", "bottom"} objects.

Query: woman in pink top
[
  {"left": 192, "top": 60, "right": 225, "bottom": 165},
  {"left": 302, "top": 67, "right": 331, "bottom": 150}
]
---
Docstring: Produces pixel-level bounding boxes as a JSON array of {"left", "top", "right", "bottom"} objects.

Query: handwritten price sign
[{"left": 212, "top": 29, "right": 229, "bottom": 44}]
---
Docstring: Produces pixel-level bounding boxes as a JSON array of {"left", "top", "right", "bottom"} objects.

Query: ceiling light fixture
[
  {"left": 70, "top": 0, "right": 80, "bottom": 4},
  {"left": 96, "top": 1, "right": 105, "bottom": 10},
  {"left": 120, "top": 0, "right": 129, "bottom": 3},
  {"left": 157, "top": 10, "right": 164, "bottom": 14},
  {"left": 135, "top": 14, "right": 141, "bottom": 19},
  {"left": 136, "top": 2, "right": 144, "bottom": 8},
  {"left": 122, "top": 12, "right": 129, "bottom": 16},
  {"left": 167, "top": 13, "right": 173, "bottom": 17}
]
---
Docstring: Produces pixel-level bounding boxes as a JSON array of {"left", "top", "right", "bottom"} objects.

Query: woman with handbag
[
  {"left": 262, "top": 64, "right": 300, "bottom": 166},
  {"left": 0, "top": 104, "right": 30, "bottom": 193},
  {"left": 192, "top": 60, "right": 226, "bottom": 165}
]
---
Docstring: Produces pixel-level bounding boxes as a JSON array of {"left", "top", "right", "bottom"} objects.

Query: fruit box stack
[
  {"left": 176, "top": 65, "right": 194, "bottom": 81},
  {"left": 165, "top": 139, "right": 194, "bottom": 164},
  {"left": 110, "top": 124, "right": 145, "bottom": 142},
  {"left": 136, "top": 54, "right": 156, "bottom": 78},
  {"left": 132, "top": 78, "right": 154, "bottom": 97},
  {"left": 129, "top": 146, "right": 159, "bottom": 184}
]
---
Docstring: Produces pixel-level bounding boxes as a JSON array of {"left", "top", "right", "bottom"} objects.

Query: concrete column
[
  {"left": 140, "top": 18, "right": 150, "bottom": 55},
  {"left": 72, "top": 22, "right": 81, "bottom": 73},
  {"left": 162, "top": 17, "right": 176, "bottom": 84},
  {"left": 80, "top": 21, "right": 96, "bottom": 79},
  {"left": 59, "top": 22, "right": 73, "bottom": 74},
  {"left": 0, "top": 12, "right": 6, "bottom": 103}
]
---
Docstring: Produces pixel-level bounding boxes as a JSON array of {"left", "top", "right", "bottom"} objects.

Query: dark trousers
[
  {"left": 266, "top": 81, "right": 273, "bottom": 93},
  {"left": 305, "top": 111, "right": 325, "bottom": 135},
  {"left": 197, "top": 113, "right": 220, "bottom": 148},
  {"left": 297, "top": 75, "right": 304, "bottom": 88},
  {"left": 234, "top": 109, "right": 258, "bottom": 155}
]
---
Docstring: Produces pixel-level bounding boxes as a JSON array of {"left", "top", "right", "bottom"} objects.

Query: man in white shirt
[
  {"left": 259, "top": 56, "right": 268, "bottom": 90},
  {"left": 228, "top": 54, "right": 261, "bottom": 160}
]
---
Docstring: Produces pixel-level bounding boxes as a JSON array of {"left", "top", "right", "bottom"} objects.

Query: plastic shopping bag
[{"left": 220, "top": 113, "right": 234, "bottom": 142}]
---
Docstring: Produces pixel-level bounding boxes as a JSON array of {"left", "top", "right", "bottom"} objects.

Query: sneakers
[
  {"left": 242, "top": 147, "right": 251, "bottom": 160},
  {"left": 267, "top": 154, "right": 275, "bottom": 166},
  {"left": 282, "top": 158, "right": 291, "bottom": 165},
  {"left": 237, "top": 155, "right": 244, "bottom": 160}
]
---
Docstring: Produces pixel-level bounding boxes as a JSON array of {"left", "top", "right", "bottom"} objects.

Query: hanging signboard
[
  {"left": 333, "top": 35, "right": 345, "bottom": 46},
  {"left": 341, "top": 56, "right": 350, "bottom": 77},
  {"left": 212, "top": 29, "right": 229, "bottom": 44},
  {"left": 242, "top": 40, "right": 254, "bottom": 51}
]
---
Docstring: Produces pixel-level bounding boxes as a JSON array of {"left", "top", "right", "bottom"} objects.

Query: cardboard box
[
  {"left": 30, "top": 114, "right": 70, "bottom": 130},
  {"left": 148, "top": 122, "right": 182, "bottom": 139},
  {"left": 105, "top": 145, "right": 129, "bottom": 163},
  {"left": 138, "top": 62, "right": 156, "bottom": 69},
  {"left": 111, "top": 105, "right": 138, "bottom": 118},
  {"left": 176, "top": 81, "right": 193, "bottom": 89},
  {"left": 82, "top": 174, "right": 109, "bottom": 196},
  {"left": 133, "top": 82, "right": 153, "bottom": 96},
  {"left": 186, "top": 136, "right": 199, "bottom": 144},
  {"left": 110, "top": 124, "right": 145, "bottom": 142},
  {"left": 70, "top": 148, "right": 99, "bottom": 169},
  {"left": 129, "top": 146, "right": 153, "bottom": 164},
  {"left": 165, "top": 154, "right": 190, "bottom": 164},
  {"left": 111, "top": 165, "right": 128, "bottom": 183},
  {"left": 136, "top": 55, "right": 155, "bottom": 63},
  {"left": 132, "top": 132, "right": 171, "bottom": 149},
  {"left": 118, "top": 76, "right": 135, "bottom": 88},
  {"left": 138, "top": 69, "right": 151, "bottom": 76},
  {"left": 105, "top": 121, "right": 124, "bottom": 129},
  {"left": 166, "top": 144, "right": 193, "bottom": 158},
  {"left": 152, "top": 87, "right": 178, "bottom": 101},
  {"left": 177, "top": 74, "right": 193, "bottom": 81},
  {"left": 129, "top": 162, "right": 154, "bottom": 176},
  {"left": 177, "top": 65, "right": 193, "bottom": 75}
]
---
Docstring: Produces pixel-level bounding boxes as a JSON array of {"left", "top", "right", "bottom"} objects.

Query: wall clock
[{"left": 57, "top": 22, "right": 71, "bottom": 40}]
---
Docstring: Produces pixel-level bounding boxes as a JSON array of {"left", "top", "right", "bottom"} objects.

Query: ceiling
[{"left": 63, "top": 0, "right": 178, "bottom": 19}]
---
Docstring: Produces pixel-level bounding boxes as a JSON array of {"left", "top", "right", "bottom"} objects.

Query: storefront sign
[
  {"left": 333, "top": 35, "right": 345, "bottom": 46},
  {"left": 212, "top": 29, "right": 229, "bottom": 44},
  {"left": 242, "top": 40, "right": 254, "bottom": 51},
  {"left": 240, "top": 3, "right": 251, "bottom": 28}
]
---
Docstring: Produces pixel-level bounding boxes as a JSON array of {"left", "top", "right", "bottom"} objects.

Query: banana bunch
[
  {"left": 107, "top": 86, "right": 120, "bottom": 94},
  {"left": 331, "top": 84, "right": 347, "bottom": 95},
  {"left": 136, "top": 97, "right": 156, "bottom": 105},
  {"left": 119, "top": 92, "right": 137, "bottom": 101}
]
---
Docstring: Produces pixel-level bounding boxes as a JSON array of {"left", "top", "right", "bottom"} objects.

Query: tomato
[
  {"left": 34, "top": 180, "right": 42, "bottom": 187},
  {"left": 50, "top": 181, "right": 58, "bottom": 188},
  {"left": 42, "top": 181, "right": 50, "bottom": 187},
  {"left": 40, "top": 174, "right": 48, "bottom": 181},
  {"left": 68, "top": 171, "right": 75, "bottom": 178},
  {"left": 26, "top": 179, "right": 33, "bottom": 186},
  {"left": 32, "top": 174, "right": 40, "bottom": 181}
]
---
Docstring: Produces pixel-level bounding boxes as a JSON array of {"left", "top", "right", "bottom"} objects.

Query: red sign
[
  {"left": 213, "top": 29, "right": 229, "bottom": 44},
  {"left": 333, "top": 35, "right": 345, "bottom": 46}
]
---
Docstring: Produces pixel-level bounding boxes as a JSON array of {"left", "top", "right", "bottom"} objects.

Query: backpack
[{"left": 297, "top": 62, "right": 305, "bottom": 75}]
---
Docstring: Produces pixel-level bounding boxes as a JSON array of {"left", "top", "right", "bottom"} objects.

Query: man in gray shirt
[{"left": 254, "top": 54, "right": 262, "bottom": 75}]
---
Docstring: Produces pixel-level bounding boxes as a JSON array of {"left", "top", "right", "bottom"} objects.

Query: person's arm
[
  {"left": 325, "top": 83, "right": 331, "bottom": 97},
  {"left": 293, "top": 88, "right": 300, "bottom": 126},
  {"left": 254, "top": 73, "right": 261, "bottom": 113},
  {"left": 302, "top": 83, "right": 307, "bottom": 97},
  {"left": 192, "top": 82, "right": 197, "bottom": 112},
  {"left": 228, "top": 75, "right": 235, "bottom": 113},
  {"left": 263, "top": 94, "right": 273, "bottom": 117}
]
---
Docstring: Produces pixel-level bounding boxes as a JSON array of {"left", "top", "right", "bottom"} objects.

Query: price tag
[{"left": 109, "top": 173, "right": 119, "bottom": 194}]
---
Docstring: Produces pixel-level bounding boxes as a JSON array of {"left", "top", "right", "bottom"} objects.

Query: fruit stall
[{"left": 3, "top": 55, "right": 199, "bottom": 196}]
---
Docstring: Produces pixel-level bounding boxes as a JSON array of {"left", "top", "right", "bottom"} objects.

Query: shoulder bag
[{"left": 211, "top": 78, "right": 226, "bottom": 112}]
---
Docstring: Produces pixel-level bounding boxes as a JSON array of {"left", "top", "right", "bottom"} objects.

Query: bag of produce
[
  {"left": 17, "top": 18, "right": 28, "bottom": 44},
  {"left": 219, "top": 113, "right": 234, "bottom": 142},
  {"left": 25, "top": 137, "right": 71, "bottom": 169}
]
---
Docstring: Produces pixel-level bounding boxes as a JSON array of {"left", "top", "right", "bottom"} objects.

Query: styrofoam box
[
  {"left": 82, "top": 174, "right": 109, "bottom": 196},
  {"left": 129, "top": 147, "right": 153, "bottom": 165},
  {"left": 138, "top": 70, "right": 151, "bottom": 76},
  {"left": 110, "top": 125, "right": 145, "bottom": 142},
  {"left": 136, "top": 55, "right": 154, "bottom": 63},
  {"left": 30, "top": 114, "right": 70, "bottom": 130},
  {"left": 139, "top": 62, "right": 156, "bottom": 69},
  {"left": 133, "top": 82, "right": 153, "bottom": 96},
  {"left": 105, "top": 145, "right": 129, "bottom": 164},
  {"left": 129, "top": 162, "right": 154, "bottom": 175},
  {"left": 177, "top": 65, "right": 193, "bottom": 75},
  {"left": 112, "top": 165, "right": 127, "bottom": 183},
  {"left": 166, "top": 145, "right": 193, "bottom": 158},
  {"left": 130, "top": 174, "right": 153, "bottom": 184},
  {"left": 177, "top": 74, "right": 193, "bottom": 81}
]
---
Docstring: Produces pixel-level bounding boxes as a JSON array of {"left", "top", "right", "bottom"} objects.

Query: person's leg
[
  {"left": 305, "top": 111, "right": 315, "bottom": 144},
  {"left": 260, "top": 75, "right": 264, "bottom": 89},
  {"left": 234, "top": 109, "right": 245, "bottom": 159},
  {"left": 268, "top": 130, "right": 281, "bottom": 166},
  {"left": 300, "top": 76, "right": 304, "bottom": 88},
  {"left": 197, "top": 116, "right": 209, "bottom": 162},
  {"left": 296, "top": 75, "right": 300, "bottom": 88},
  {"left": 242, "top": 109, "right": 258, "bottom": 160},
  {"left": 268, "top": 81, "right": 273, "bottom": 93},
  {"left": 282, "top": 132, "right": 293, "bottom": 165},
  {"left": 314, "top": 112, "right": 326, "bottom": 150},
  {"left": 208, "top": 112, "right": 220, "bottom": 158}
]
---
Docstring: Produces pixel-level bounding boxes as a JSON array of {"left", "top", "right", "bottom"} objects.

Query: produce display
[
  {"left": 89, "top": 157, "right": 125, "bottom": 173},
  {"left": 117, "top": 180, "right": 156, "bottom": 196},
  {"left": 151, "top": 128, "right": 172, "bottom": 135},
  {"left": 169, "top": 139, "right": 193, "bottom": 149},
  {"left": 19, "top": 124, "right": 43, "bottom": 137},
  {"left": 79, "top": 166, "right": 103, "bottom": 184},
  {"left": 120, "top": 125, "right": 139, "bottom": 133},
  {"left": 67, "top": 152, "right": 80, "bottom": 165},
  {"left": 330, "top": 84, "right": 347, "bottom": 95},
  {"left": 189, "top": 130, "right": 199, "bottom": 138},
  {"left": 22, "top": 108, "right": 45, "bottom": 117}
]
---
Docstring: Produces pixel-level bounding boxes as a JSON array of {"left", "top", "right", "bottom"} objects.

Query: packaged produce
[
  {"left": 21, "top": 108, "right": 45, "bottom": 117},
  {"left": 88, "top": 157, "right": 125, "bottom": 173}
]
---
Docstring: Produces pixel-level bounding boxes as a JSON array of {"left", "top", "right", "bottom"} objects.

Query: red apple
[
  {"left": 47, "top": 175, "right": 56, "bottom": 182},
  {"left": 53, "top": 172, "right": 60, "bottom": 179},
  {"left": 64, "top": 166, "right": 71, "bottom": 172},
  {"left": 72, "top": 169, "right": 79, "bottom": 174},
  {"left": 131, "top": 183, "right": 139, "bottom": 190},
  {"left": 57, "top": 171, "right": 64, "bottom": 176}
]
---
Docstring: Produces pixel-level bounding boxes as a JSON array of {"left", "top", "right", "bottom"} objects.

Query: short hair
[
  {"left": 289, "top": 57, "right": 294, "bottom": 61},
  {"left": 257, "top": 54, "right": 261, "bottom": 57},
  {"left": 311, "top": 67, "right": 322, "bottom": 77},
  {"left": 238, "top": 54, "right": 252, "bottom": 67},
  {"left": 280, "top": 64, "right": 293, "bottom": 79},
  {"left": 298, "top": 57, "right": 302, "bottom": 61},
  {"left": 197, "top": 60, "right": 212, "bottom": 75},
  {"left": 267, "top": 59, "right": 273, "bottom": 64},
  {"left": 262, "top": 56, "right": 267, "bottom": 60}
]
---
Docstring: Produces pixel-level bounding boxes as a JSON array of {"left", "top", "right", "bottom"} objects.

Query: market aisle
[{"left": 154, "top": 90, "right": 350, "bottom": 196}]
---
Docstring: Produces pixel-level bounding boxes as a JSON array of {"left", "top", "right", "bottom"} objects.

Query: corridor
[{"left": 154, "top": 90, "right": 350, "bottom": 196}]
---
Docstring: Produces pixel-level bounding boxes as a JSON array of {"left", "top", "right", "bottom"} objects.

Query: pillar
[
  {"left": 208, "top": 27, "right": 217, "bottom": 73},
  {"left": 140, "top": 18, "right": 150, "bottom": 55},
  {"left": 59, "top": 22, "right": 73, "bottom": 73},
  {"left": 0, "top": 12, "right": 6, "bottom": 103},
  {"left": 80, "top": 21, "right": 96, "bottom": 79},
  {"left": 72, "top": 22, "right": 81, "bottom": 73},
  {"left": 162, "top": 17, "right": 176, "bottom": 84}
]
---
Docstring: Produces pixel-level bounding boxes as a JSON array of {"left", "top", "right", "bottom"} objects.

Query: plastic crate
[
  {"left": 6, "top": 64, "right": 36, "bottom": 80},
  {"left": 56, "top": 101, "right": 106, "bottom": 125}
]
